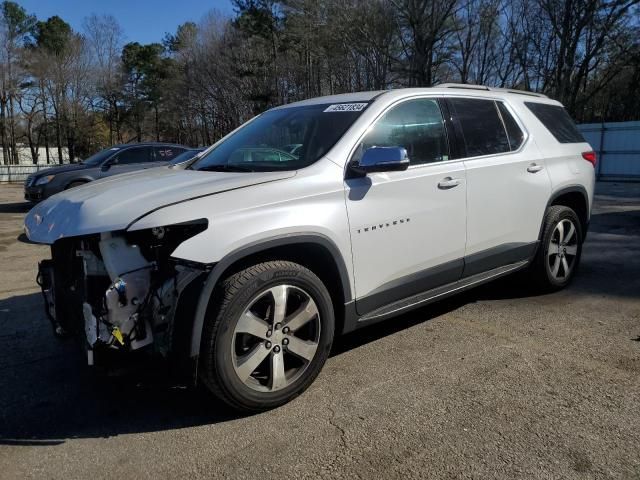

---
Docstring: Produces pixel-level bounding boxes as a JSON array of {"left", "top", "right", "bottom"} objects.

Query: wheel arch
[
  {"left": 547, "top": 185, "right": 590, "bottom": 240},
  {"left": 64, "top": 177, "right": 92, "bottom": 189},
  {"left": 188, "top": 233, "right": 353, "bottom": 359}
]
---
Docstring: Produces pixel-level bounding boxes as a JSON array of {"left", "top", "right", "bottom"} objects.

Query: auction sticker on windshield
[{"left": 324, "top": 103, "right": 368, "bottom": 112}]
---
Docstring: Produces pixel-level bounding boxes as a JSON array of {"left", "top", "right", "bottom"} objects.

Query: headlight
[{"left": 35, "top": 175, "right": 55, "bottom": 186}]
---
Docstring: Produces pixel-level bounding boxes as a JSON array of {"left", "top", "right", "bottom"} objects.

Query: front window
[
  {"left": 81, "top": 147, "right": 120, "bottom": 166},
  {"left": 355, "top": 98, "right": 449, "bottom": 165},
  {"left": 113, "top": 147, "right": 152, "bottom": 165},
  {"left": 191, "top": 102, "right": 370, "bottom": 172}
]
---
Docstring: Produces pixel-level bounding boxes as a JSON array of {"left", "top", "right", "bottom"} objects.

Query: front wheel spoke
[
  {"left": 556, "top": 221, "right": 565, "bottom": 244},
  {"left": 548, "top": 242, "right": 560, "bottom": 257},
  {"left": 284, "top": 298, "right": 318, "bottom": 332},
  {"left": 235, "top": 344, "right": 270, "bottom": 382},
  {"left": 236, "top": 311, "right": 270, "bottom": 340},
  {"left": 550, "top": 256, "right": 560, "bottom": 277},
  {"left": 270, "top": 352, "right": 287, "bottom": 390},
  {"left": 270, "top": 285, "right": 289, "bottom": 324},
  {"left": 564, "top": 222, "right": 576, "bottom": 243},
  {"left": 561, "top": 257, "right": 570, "bottom": 277},
  {"left": 286, "top": 336, "right": 318, "bottom": 362},
  {"left": 564, "top": 245, "right": 578, "bottom": 256}
]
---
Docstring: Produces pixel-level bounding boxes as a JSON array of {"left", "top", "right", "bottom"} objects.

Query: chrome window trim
[{"left": 345, "top": 93, "right": 532, "bottom": 175}]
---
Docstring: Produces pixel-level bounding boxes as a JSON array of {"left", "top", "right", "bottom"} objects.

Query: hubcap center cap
[{"left": 270, "top": 329, "right": 285, "bottom": 345}]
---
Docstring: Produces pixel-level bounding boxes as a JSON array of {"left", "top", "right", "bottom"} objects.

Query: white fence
[
  {"left": 0, "top": 164, "right": 69, "bottom": 183},
  {"left": 0, "top": 145, "right": 67, "bottom": 166},
  {"left": 578, "top": 121, "right": 640, "bottom": 180}
]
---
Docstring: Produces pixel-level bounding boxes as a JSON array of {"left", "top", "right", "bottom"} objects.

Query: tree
[
  {"left": 121, "top": 42, "right": 166, "bottom": 141},
  {"left": 0, "top": 1, "right": 35, "bottom": 164},
  {"left": 83, "top": 14, "right": 124, "bottom": 144},
  {"left": 392, "top": 0, "right": 460, "bottom": 86}
]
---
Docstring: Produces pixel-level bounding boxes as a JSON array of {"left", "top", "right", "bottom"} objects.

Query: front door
[
  {"left": 100, "top": 146, "right": 153, "bottom": 178},
  {"left": 344, "top": 97, "right": 468, "bottom": 316}
]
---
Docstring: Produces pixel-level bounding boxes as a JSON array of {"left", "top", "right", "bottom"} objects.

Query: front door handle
[
  {"left": 438, "top": 177, "right": 461, "bottom": 189},
  {"left": 527, "top": 163, "right": 544, "bottom": 173}
]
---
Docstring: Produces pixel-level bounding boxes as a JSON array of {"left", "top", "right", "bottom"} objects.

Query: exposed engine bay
[{"left": 36, "top": 221, "right": 208, "bottom": 368}]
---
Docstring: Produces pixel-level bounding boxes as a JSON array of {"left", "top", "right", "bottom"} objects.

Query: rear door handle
[
  {"left": 438, "top": 177, "right": 461, "bottom": 189},
  {"left": 527, "top": 163, "right": 544, "bottom": 173}
]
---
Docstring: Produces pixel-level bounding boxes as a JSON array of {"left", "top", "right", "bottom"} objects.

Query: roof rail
[
  {"left": 501, "top": 88, "right": 548, "bottom": 98},
  {"left": 439, "top": 83, "right": 490, "bottom": 91},
  {"left": 438, "top": 83, "right": 548, "bottom": 98}
]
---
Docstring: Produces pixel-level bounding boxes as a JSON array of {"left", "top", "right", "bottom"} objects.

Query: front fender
[{"left": 187, "top": 233, "right": 353, "bottom": 358}]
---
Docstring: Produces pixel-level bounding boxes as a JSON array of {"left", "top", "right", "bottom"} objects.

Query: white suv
[{"left": 25, "top": 84, "right": 596, "bottom": 411}]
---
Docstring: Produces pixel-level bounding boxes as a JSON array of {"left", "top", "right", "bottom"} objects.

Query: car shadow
[
  {"left": 0, "top": 201, "right": 32, "bottom": 214},
  {"left": 0, "top": 278, "right": 535, "bottom": 444}
]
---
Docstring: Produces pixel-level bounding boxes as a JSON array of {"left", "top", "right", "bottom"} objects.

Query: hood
[
  {"left": 24, "top": 166, "right": 295, "bottom": 244},
  {"left": 31, "top": 163, "right": 89, "bottom": 178}
]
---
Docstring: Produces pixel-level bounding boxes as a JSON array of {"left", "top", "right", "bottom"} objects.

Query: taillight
[{"left": 582, "top": 151, "right": 597, "bottom": 167}]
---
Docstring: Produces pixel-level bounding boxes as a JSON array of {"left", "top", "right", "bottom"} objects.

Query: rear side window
[
  {"left": 359, "top": 98, "right": 449, "bottom": 165},
  {"left": 448, "top": 98, "right": 510, "bottom": 157},
  {"left": 497, "top": 102, "right": 525, "bottom": 150},
  {"left": 155, "top": 146, "right": 185, "bottom": 160},
  {"left": 525, "top": 102, "right": 585, "bottom": 143}
]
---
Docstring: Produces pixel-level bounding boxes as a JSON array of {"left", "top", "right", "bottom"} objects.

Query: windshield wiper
[{"left": 197, "top": 164, "right": 255, "bottom": 173}]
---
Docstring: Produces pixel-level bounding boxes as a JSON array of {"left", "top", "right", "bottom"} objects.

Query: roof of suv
[{"left": 277, "top": 84, "right": 561, "bottom": 109}]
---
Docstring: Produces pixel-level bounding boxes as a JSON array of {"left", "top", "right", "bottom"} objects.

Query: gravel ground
[{"left": 0, "top": 182, "right": 638, "bottom": 480}]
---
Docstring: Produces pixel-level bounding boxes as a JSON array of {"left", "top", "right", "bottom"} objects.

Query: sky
[{"left": 18, "top": 0, "right": 236, "bottom": 44}]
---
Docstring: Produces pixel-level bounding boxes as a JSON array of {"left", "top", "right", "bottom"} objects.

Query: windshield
[
  {"left": 169, "top": 149, "right": 204, "bottom": 165},
  {"left": 190, "top": 102, "right": 369, "bottom": 172},
  {"left": 81, "top": 147, "right": 120, "bottom": 166}
]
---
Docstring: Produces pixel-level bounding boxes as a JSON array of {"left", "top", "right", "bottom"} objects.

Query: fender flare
[
  {"left": 537, "top": 184, "right": 590, "bottom": 242},
  {"left": 188, "top": 233, "right": 353, "bottom": 358},
  {"left": 547, "top": 185, "right": 589, "bottom": 213}
]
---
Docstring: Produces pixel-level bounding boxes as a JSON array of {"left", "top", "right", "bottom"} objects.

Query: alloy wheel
[
  {"left": 547, "top": 218, "right": 578, "bottom": 281},
  {"left": 231, "top": 284, "right": 321, "bottom": 392}
]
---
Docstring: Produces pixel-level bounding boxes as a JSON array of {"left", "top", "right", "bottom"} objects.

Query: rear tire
[
  {"left": 199, "top": 261, "right": 335, "bottom": 412},
  {"left": 530, "top": 205, "right": 583, "bottom": 291}
]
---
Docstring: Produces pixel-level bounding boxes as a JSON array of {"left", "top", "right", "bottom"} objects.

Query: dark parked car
[{"left": 24, "top": 143, "right": 189, "bottom": 202}]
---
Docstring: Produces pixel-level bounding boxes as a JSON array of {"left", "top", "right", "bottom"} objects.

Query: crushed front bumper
[{"left": 35, "top": 234, "right": 206, "bottom": 372}]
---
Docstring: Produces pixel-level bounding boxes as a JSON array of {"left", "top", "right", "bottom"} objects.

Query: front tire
[
  {"left": 199, "top": 261, "right": 335, "bottom": 411},
  {"left": 530, "top": 205, "right": 583, "bottom": 291}
]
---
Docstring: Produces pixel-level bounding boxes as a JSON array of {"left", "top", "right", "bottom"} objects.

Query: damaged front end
[{"left": 37, "top": 220, "right": 208, "bottom": 372}]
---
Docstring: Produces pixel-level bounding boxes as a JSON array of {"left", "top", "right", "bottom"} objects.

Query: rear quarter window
[
  {"left": 525, "top": 102, "right": 585, "bottom": 144},
  {"left": 497, "top": 102, "right": 525, "bottom": 150}
]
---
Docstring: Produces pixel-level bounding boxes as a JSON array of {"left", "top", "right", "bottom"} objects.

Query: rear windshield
[
  {"left": 191, "top": 102, "right": 370, "bottom": 172},
  {"left": 525, "top": 102, "right": 585, "bottom": 144}
]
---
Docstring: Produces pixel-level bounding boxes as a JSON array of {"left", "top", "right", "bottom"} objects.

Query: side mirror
[
  {"left": 350, "top": 146, "right": 410, "bottom": 176},
  {"left": 101, "top": 158, "right": 116, "bottom": 171}
]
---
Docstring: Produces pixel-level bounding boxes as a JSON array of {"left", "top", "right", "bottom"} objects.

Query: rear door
[
  {"left": 345, "top": 97, "right": 467, "bottom": 316},
  {"left": 446, "top": 97, "right": 551, "bottom": 276}
]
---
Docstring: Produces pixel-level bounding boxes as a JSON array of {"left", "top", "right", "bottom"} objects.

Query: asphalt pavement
[{"left": 0, "top": 182, "right": 638, "bottom": 479}]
